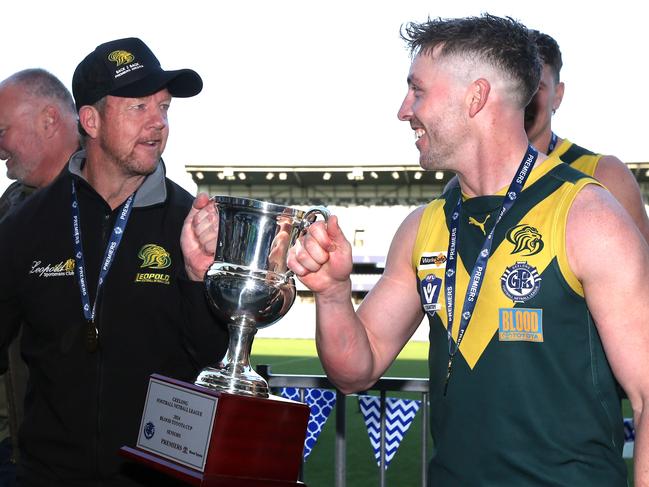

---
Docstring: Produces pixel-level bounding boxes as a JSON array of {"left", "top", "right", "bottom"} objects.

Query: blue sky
[{"left": 2, "top": 0, "right": 646, "bottom": 193}]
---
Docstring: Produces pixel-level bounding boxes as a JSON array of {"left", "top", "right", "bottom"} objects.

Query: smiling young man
[
  {"left": 525, "top": 30, "right": 649, "bottom": 242},
  {"left": 0, "top": 38, "right": 227, "bottom": 487},
  {"left": 289, "top": 15, "right": 649, "bottom": 486}
]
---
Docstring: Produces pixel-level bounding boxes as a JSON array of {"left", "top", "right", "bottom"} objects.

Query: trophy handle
[
  {"left": 283, "top": 206, "right": 330, "bottom": 280},
  {"left": 301, "top": 206, "right": 329, "bottom": 233}
]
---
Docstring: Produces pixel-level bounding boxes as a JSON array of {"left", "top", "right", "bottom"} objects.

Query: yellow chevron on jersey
[
  {"left": 551, "top": 138, "right": 601, "bottom": 176},
  {"left": 412, "top": 153, "right": 600, "bottom": 370}
]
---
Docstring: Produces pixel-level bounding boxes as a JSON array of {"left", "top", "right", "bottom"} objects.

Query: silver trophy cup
[{"left": 194, "top": 196, "right": 328, "bottom": 397}]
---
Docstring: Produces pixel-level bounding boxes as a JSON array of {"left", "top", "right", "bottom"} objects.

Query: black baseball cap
[{"left": 72, "top": 37, "right": 203, "bottom": 111}]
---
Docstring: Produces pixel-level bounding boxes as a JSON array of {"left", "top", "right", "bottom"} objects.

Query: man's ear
[
  {"left": 553, "top": 81, "right": 565, "bottom": 113},
  {"left": 467, "top": 78, "right": 490, "bottom": 118},
  {"left": 41, "top": 105, "right": 60, "bottom": 139},
  {"left": 78, "top": 105, "right": 100, "bottom": 138}
]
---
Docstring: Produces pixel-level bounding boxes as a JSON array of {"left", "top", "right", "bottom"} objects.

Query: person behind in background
[
  {"left": 525, "top": 29, "right": 649, "bottom": 241},
  {"left": 0, "top": 38, "right": 227, "bottom": 487},
  {"left": 0, "top": 68, "right": 79, "bottom": 215},
  {"left": 288, "top": 14, "right": 649, "bottom": 486},
  {"left": 0, "top": 68, "right": 80, "bottom": 485}
]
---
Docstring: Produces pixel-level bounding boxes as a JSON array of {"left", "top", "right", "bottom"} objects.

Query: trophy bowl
[{"left": 195, "top": 196, "right": 328, "bottom": 397}]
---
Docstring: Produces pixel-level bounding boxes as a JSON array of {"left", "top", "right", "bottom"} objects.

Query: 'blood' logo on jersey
[
  {"left": 498, "top": 308, "right": 544, "bottom": 342},
  {"left": 500, "top": 261, "right": 541, "bottom": 303}
]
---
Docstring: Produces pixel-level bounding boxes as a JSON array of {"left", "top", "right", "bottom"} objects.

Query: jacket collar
[{"left": 68, "top": 149, "right": 167, "bottom": 208}]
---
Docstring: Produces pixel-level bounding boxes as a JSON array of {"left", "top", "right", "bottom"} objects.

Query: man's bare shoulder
[
  {"left": 390, "top": 205, "right": 426, "bottom": 244},
  {"left": 590, "top": 153, "right": 649, "bottom": 242},
  {"left": 403, "top": 204, "right": 426, "bottom": 227},
  {"left": 567, "top": 182, "right": 641, "bottom": 273},
  {"left": 382, "top": 205, "right": 428, "bottom": 274},
  {"left": 568, "top": 178, "right": 640, "bottom": 225},
  {"left": 594, "top": 154, "right": 635, "bottom": 183}
]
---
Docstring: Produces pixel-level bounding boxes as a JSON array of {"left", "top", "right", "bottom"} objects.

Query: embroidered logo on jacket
[
  {"left": 500, "top": 261, "right": 541, "bottom": 303},
  {"left": 138, "top": 244, "right": 171, "bottom": 269},
  {"left": 29, "top": 259, "right": 75, "bottom": 278},
  {"left": 135, "top": 244, "right": 171, "bottom": 285},
  {"left": 506, "top": 224, "right": 544, "bottom": 256}
]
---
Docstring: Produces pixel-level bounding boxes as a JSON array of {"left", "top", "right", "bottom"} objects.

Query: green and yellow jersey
[
  {"left": 413, "top": 154, "right": 626, "bottom": 486},
  {"left": 552, "top": 138, "right": 601, "bottom": 176}
]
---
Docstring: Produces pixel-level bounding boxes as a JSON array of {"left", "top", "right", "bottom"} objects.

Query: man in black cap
[{"left": 0, "top": 37, "right": 228, "bottom": 487}]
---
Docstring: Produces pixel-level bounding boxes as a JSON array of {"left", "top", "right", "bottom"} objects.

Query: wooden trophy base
[{"left": 120, "top": 374, "right": 309, "bottom": 486}]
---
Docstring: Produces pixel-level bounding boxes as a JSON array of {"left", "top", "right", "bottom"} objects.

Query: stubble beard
[
  {"left": 418, "top": 106, "right": 467, "bottom": 172},
  {"left": 6, "top": 163, "right": 20, "bottom": 181},
  {"left": 119, "top": 152, "right": 161, "bottom": 178},
  {"left": 419, "top": 131, "right": 454, "bottom": 172},
  {"left": 6, "top": 157, "right": 35, "bottom": 184},
  {"left": 100, "top": 138, "right": 162, "bottom": 179}
]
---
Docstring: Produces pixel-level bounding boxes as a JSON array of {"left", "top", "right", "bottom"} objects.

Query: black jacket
[{"left": 0, "top": 151, "right": 228, "bottom": 486}]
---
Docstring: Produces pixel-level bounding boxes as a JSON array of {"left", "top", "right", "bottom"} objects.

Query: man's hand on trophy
[
  {"left": 287, "top": 215, "right": 353, "bottom": 296},
  {"left": 181, "top": 192, "right": 219, "bottom": 281}
]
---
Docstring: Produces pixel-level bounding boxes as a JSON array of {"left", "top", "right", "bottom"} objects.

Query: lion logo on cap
[{"left": 108, "top": 50, "right": 135, "bottom": 67}]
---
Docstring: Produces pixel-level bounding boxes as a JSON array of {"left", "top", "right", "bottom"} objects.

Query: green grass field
[
  {"left": 251, "top": 338, "right": 634, "bottom": 486},
  {"left": 252, "top": 338, "right": 429, "bottom": 486}
]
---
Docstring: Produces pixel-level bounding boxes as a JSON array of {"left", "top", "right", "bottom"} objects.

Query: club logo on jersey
[
  {"left": 468, "top": 215, "right": 490, "bottom": 236},
  {"left": 419, "top": 274, "right": 442, "bottom": 315},
  {"left": 418, "top": 252, "right": 447, "bottom": 270},
  {"left": 506, "top": 224, "right": 544, "bottom": 256},
  {"left": 135, "top": 244, "right": 171, "bottom": 285},
  {"left": 498, "top": 308, "right": 543, "bottom": 342},
  {"left": 29, "top": 258, "right": 75, "bottom": 278},
  {"left": 500, "top": 261, "right": 541, "bottom": 302}
]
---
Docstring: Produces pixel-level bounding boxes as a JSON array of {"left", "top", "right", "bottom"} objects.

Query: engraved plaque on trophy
[{"left": 121, "top": 197, "right": 328, "bottom": 486}]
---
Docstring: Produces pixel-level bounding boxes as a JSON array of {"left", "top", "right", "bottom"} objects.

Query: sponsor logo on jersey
[
  {"left": 420, "top": 274, "right": 442, "bottom": 314},
  {"left": 500, "top": 261, "right": 541, "bottom": 302},
  {"left": 418, "top": 252, "right": 447, "bottom": 270},
  {"left": 498, "top": 307, "right": 543, "bottom": 342},
  {"left": 468, "top": 214, "right": 490, "bottom": 236},
  {"left": 29, "top": 258, "right": 75, "bottom": 278},
  {"left": 135, "top": 244, "right": 171, "bottom": 284},
  {"left": 506, "top": 224, "right": 544, "bottom": 256}
]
